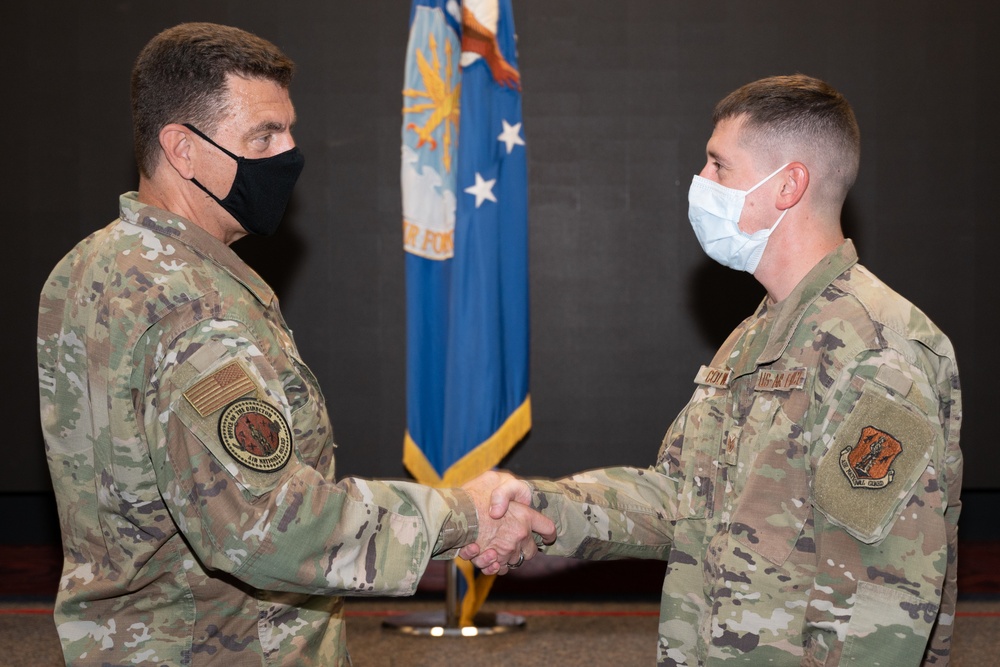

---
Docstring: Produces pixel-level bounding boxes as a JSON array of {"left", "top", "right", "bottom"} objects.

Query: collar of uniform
[
  {"left": 118, "top": 192, "right": 275, "bottom": 307},
  {"left": 754, "top": 239, "right": 859, "bottom": 366}
]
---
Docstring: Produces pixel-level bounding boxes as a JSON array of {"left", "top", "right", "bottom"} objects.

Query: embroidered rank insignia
[
  {"left": 218, "top": 398, "right": 292, "bottom": 473},
  {"left": 183, "top": 361, "right": 256, "bottom": 417},
  {"left": 724, "top": 427, "right": 741, "bottom": 466},
  {"left": 839, "top": 426, "right": 903, "bottom": 489}
]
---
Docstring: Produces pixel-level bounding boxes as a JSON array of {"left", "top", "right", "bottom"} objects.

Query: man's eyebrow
[
  {"left": 245, "top": 118, "right": 296, "bottom": 138},
  {"left": 707, "top": 148, "right": 727, "bottom": 165}
]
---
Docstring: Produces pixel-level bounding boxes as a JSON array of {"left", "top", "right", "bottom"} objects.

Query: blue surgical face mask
[{"left": 687, "top": 163, "right": 789, "bottom": 274}]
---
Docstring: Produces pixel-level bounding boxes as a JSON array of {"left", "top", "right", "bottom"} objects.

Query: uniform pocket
[
  {"left": 840, "top": 581, "right": 936, "bottom": 664},
  {"left": 729, "top": 404, "right": 810, "bottom": 566},
  {"left": 659, "top": 383, "right": 728, "bottom": 519}
]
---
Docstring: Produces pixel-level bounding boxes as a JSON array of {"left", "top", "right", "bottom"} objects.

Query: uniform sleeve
[
  {"left": 140, "top": 317, "right": 478, "bottom": 597},
  {"left": 527, "top": 466, "right": 676, "bottom": 561},
  {"left": 803, "top": 346, "right": 961, "bottom": 665}
]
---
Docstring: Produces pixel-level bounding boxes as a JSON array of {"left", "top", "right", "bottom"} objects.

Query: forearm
[
  {"left": 242, "top": 475, "right": 477, "bottom": 595},
  {"left": 162, "top": 453, "right": 477, "bottom": 596},
  {"left": 528, "top": 466, "right": 675, "bottom": 561}
]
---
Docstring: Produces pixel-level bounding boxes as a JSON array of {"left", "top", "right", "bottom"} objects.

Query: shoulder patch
[
  {"left": 183, "top": 360, "right": 256, "bottom": 417},
  {"left": 814, "top": 385, "right": 935, "bottom": 543},
  {"left": 839, "top": 426, "right": 903, "bottom": 489},
  {"left": 218, "top": 398, "right": 292, "bottom": 473}
]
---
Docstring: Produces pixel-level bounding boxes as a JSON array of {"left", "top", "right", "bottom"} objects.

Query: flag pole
[{"left": 445, "top": 560, "right": 459, "bottom": 628}]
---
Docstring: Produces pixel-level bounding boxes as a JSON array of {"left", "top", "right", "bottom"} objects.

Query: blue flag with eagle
[{"left": 402, "top": 0, "right": 530, "bottom": 624}]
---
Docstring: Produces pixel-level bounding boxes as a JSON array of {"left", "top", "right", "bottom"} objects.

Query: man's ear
[
  {"left": 777, "top": 162, "right": 809, "bottom": 210},
  {"left": 158, "top": 123, "right": 196, "bottom": 179}
]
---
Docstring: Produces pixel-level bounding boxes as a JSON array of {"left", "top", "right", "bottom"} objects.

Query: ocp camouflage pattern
[
  {"left": 529, "top": 241, "right": 962, "bottom": 665},
  {"left": 37, "top": 193, "right": 478, "bottom": 666}
]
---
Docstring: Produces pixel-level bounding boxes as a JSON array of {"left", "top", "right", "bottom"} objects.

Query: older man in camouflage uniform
[
  {"left": 37, "top": 23, "right": 552, "bottom": 666},
  {"left": 469, "top": 75, "right": 962, "bottom": 665}
]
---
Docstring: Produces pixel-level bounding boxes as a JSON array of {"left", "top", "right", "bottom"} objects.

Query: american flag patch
[{"left": 183, "top": 361, "right": 256, "bottom": 417}]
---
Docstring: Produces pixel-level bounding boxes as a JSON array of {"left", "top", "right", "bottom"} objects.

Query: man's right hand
[{"left": 459, "top": 470, "right": 555, "bottom": 575}]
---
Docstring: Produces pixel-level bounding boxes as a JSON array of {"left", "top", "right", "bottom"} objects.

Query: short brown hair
[
  {"left": 131, "top": 22, "right": 295, "bottom": 178},
  {"left": 714, "top": 74, "right": 861, "bottom": 205}
]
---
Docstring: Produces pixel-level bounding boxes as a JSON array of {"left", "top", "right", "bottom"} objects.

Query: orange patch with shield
[{"left": 838, "top": 426, "right": 902, "bottom": 489}]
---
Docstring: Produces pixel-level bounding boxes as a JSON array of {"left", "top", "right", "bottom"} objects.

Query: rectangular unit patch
[
  {"left": 183, "top": 360, "right": 256, "bottom": 417},
  {"left": 695, "top": 365, "right": 732, "bottom": 389},
  {"left": 755, "top": 368, "right": 806, "bottom": 392}
]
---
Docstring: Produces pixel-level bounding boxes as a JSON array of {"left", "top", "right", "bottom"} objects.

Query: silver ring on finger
[{"left": 507, "top": 550, "right": 525, "bottom": 570}]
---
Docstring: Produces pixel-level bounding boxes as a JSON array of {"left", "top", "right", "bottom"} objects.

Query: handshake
[{"left": 457, "top": 470, "right": 556, "bottom": 575}]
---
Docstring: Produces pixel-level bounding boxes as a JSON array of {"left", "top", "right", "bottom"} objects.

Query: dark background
[{"left": 3, "top": 1, "right": 998, "bottom": 543}]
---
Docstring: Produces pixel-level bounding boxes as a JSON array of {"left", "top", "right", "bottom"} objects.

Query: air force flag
[{"left": 402, "top": 0, "right": 531, "bottom": 623}]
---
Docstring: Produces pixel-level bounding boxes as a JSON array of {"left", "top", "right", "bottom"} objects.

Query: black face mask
[{"left": 185, "top": 123, "right": 305, "bottom": 237}]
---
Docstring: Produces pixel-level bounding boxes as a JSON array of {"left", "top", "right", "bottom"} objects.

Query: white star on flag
[
  {"left": 497, "top": 119, "right": 525, "bottom": 154},
  {"left": 464, "top": 172, "right": 497, "bottom": 208}
]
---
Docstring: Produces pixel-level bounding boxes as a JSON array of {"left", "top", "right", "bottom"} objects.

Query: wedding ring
[{"left": 507, "top": 551, "right": 525, "bottom": 570}]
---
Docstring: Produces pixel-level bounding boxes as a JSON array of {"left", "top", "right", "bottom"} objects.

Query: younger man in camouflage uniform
[
  {"left": 37, "top": 23, "right": 552, "bottom": 666},
  {"left": 468, "top": 75, "right": 962, "bottom": 666}
]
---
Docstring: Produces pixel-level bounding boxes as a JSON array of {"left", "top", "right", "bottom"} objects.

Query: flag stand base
[
  {"left": 382, "top": 561, "right": 525, "bottom": 636},
  {"left": 381, "top": 610, "right": 526, "bottom": 637}
]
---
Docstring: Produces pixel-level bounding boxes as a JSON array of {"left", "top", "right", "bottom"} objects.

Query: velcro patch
[
  {"left": 755, "top": 368, "right": 806, "bottom": 392},
  {"left": 813, "top": 385, "right": 935, "bottom": 543},
  {"left": 694, "top": 365, "right": 732, "bottom": 388},
  {"left": 218, "top": 398, "right": 292, "bottom": 473},
  {"left": 873, "top": 365, "right": 914, "bottom": 398},
  {"left": 183, "top": 360, "right": 256, "bottom": 417}
]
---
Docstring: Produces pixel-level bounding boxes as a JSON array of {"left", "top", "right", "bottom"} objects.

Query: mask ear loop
[
  {"left": 741, "top": 164, "right": 791, "bottom": 275},
  {"left": 747, "top": 162, "right": 791, "bottom": 238},
  {"left": 183, "top": 123, "right": 242, "bottom": 162},
  {"left": 745, "top": 162, "right": 791, "bottom": 195},
  {"left": 183, "top": 124, "right": 241, "bottom": 204},
  {"left": 744, "top": 162, "right": 791, "bottom": 239}
]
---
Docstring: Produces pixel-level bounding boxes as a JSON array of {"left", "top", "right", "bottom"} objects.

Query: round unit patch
[{"left": 218, "top": 398, "right": 292, "bottom": 472}]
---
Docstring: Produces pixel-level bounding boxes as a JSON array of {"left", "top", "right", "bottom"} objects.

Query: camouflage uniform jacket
[
  {"left": 529, "top": 241, "right": 962, "bottom": 666},
  {"left": 37, "top": 192, "right": 478, "bottom": 666}
]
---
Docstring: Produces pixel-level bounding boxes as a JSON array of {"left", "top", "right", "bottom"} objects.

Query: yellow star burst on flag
[{"left": 403, "top": 32, "right": 461, "bottom": 173}]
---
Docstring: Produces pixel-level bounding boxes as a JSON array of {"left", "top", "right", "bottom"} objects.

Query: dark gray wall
[{"left": 5, "top": 2, "right": 998, "bottom": 501}]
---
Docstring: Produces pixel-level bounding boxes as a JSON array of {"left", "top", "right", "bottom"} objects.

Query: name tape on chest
[
  {"left": 694, "top": 365, "right": 732, "bottom": 389},
  {"left": 755, "top": 368, "right": 807, "bottom": 392}
]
